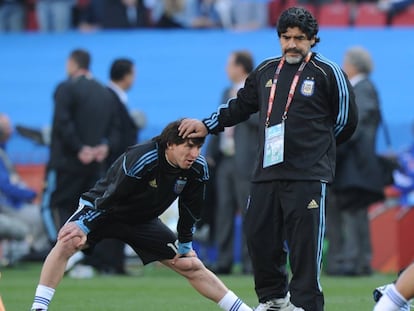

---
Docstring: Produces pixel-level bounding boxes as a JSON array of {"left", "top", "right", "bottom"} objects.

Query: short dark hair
[
  {"left": 69, "top": 49, "right": 90, "bottom": 70},
  {"left": 233, "top": 50, "right": 254, "bottom": 74},
  {"left": 277, "top": 7, "right": 320, "bottom": 47},
  {"left": 154, "top": 119, "right": 206, "bottom": 150},
  {"left": 110, "top": 58, "right": 134, "bottom": 81}
]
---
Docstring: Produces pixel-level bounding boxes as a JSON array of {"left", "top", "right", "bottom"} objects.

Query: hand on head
[{"left": 178, "top": 119, "right": 208, "bottom": 138}]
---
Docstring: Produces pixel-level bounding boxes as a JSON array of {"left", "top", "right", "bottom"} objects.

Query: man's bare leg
[
  {"left": 31, "top": 223, "right": 85, "bottom": 310},
  {"left": 395, "top": 263, "right": 414, "bottom": 300},
  {"left": 162, "top": 254, "right": 252, "bottom": 311},
  {"left": 373, "top": 263, "right": 414, "bottom": 311}
]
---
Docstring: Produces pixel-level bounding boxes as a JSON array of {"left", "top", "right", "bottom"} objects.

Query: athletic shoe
[
  {"left": 253, "top": 294, "right": 304, "bottom": 311},
  {"left": 30, "top": 309, "right": 46, "bottom": 311},
  {"left": 373, "top": 283, "right": 411, "bottom": 311},
  {"left": 373, "top": 284, "right": 389, "bottom": 303}
]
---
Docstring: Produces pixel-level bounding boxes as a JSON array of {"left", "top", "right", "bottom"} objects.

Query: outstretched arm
[{"left": 179, "top": 70, "right": 259, "bottom": 139}]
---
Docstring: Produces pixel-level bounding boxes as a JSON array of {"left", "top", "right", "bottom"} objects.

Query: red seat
[
  {"left": 268, "top": 0, "right": 298, "bottom": 26},
  {"left": 392, "top": 4, "right": 414, "bottom": 26},
  {"left": 25, "top": 0, "right": 38, "bottom": 31},
  {"left": 318, "top": 3, "right": 351, "bottom": 27},
  {"left": 354, "top": 3, "right": 387, "bottom": 26}
]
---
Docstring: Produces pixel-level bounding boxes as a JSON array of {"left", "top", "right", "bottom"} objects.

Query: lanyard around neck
[{"left": 265, "top": 52, "right": 312, "bottom": 127}]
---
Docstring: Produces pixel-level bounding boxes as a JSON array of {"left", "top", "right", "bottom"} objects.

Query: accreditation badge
[{"left": 263, "top": 122, "right": 284, "bottom": 168}]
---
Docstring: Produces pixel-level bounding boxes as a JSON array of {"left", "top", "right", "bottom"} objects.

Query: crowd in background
[{"left": 0, "top": 0, "right": 414, "bottom": 33}]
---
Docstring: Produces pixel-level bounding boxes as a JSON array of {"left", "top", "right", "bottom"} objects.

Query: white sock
[
  {"left": 218, "top": 290, "right": 252, "bottom": 311},
  {"left": 31, "top": 284, "right": 55, "bottom": 310},
  {"left": 374, "top": 284, "right": 407, "bottom": 311}
]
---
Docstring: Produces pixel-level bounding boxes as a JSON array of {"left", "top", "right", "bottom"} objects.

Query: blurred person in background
[
  {"left": 326, "top": 46, "right": 383, "bottom": 276},
  {"left": 378, "top": 0, "right": 414, "bottom": 24},
  {"left": 100, "top": 0, "right": 151, "bottom": 29},
  {"left": 215, "top": 0, "right": 269, "bottom": 30},
  {"left": 387, "top": 122, "right": 414, "bottom": 208},
  {"left": 206, "top": 50, "right": 257, "bottom": 275},
  {"left": 41, "top": 49, "right": 120, "bottom": 254},
  {"left": 153, "top": 0, "right": 222, "bottom": 28},
  {"left": 231, "top": 0, "right": 269, "bottom": 30},
  {"left": 105, "top": 58, "right": 144, "bottom": 162},
  {"left": 0, "top": 0, "right": 25, "bottom": 32},
  {"left": 35, "top": 0, "right": 75, "bottom": 32},
  {"left": 76, "top": 0, "right": 152, "bottom": 30},
  {"left": 189, "top": 0, "right": 222, "bottom": 28},
  {"left": 0, "top": 113, "right": 49, "bottom": 265}
]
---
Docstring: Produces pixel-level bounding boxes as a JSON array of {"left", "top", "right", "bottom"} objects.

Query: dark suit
[
  {"left": 84, "top": 85, "right": 139, "bottom": 275},
  {"left": 326, "top": 77, "right": 383, "bottom": 275},
  {"left": 206, "top": 87, "right": 259, "bottom": 273},
  {"left": 43, "top": 75, "right": 120, "bottom": 241},
  {"left": 101, "top": 0, "right": 149, "bottom": 29},
  {"left": 106, "top": 87, "right": 138, "bottom": 165}
]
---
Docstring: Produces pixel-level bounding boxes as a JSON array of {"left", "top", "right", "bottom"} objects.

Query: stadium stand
[
  {"left": 392, "top": 3, "right": 414, "bottom": 25},
  {"left": 268, "top": 0, "right": 299, "bottom": 26},
  {"left": 354, "top": 3, "right": 387, "bottom": 27},
  {"left": 370, "top": 201, "right": 414, "bottom": 273},
  {"left": 25, "top": 0, "right": 38, "bottom": 31},
  {"left": 317, "top": 2, "right": 351, "bottom": 27}
]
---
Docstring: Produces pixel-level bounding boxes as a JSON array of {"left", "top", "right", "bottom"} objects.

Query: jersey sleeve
[
  {"left": 203, "top": 70, "right": 260, "bottom": 135},
  {"left": 330, "top": 68, "right": 358, "bottom": 145},
  {"left": 176, "top": 157, "right": 209, "bottom": 243}
]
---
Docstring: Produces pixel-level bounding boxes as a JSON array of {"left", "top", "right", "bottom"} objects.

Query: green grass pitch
[{"left": 0, "top": 262, "right": 396, "bottom": 311}]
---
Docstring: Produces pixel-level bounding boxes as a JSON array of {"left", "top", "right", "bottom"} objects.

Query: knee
[{"left": 54, "top": 237, "right": 81, "bottom": 259}]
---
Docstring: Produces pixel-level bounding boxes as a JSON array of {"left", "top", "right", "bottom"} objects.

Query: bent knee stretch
[
  {"left": 175, "top": 257, "right": 205, "bottom": 275},
  {"left": 55, "top": 239, "right": 80, "bottom": 258}
]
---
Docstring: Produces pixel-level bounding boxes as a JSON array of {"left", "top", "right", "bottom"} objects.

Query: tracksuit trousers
[{"left": 244, "top": 180, "right": 326, "bottom": 311}]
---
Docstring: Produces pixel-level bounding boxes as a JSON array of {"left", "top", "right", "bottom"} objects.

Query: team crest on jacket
[
  {"left": 301, "top": 78, "right": 315, "bottom": 96},
  {"left": 149, "top": 178, "right": 157, "bottom": 188},
  {"left": 265, "top": 79, "right": 273, "bottom": 87},
  {"left": 174, "top": 178, "right": 187, "bottom": 194}
]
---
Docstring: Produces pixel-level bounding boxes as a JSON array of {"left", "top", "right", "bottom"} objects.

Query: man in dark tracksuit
[
  {"left": 179, "top": 7, "right": 358, "bottom": 311},
  {"left": 41, "top": 49, "right": 120, "bottom": 243},
  {"left": 30, "top": 120, "right": 252, "bottom": 311}
]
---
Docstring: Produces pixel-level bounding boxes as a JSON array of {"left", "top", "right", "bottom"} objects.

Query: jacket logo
[
  {"left": 307, "top": 199, "right": 319, "bottom": 209},
  {"left": 149, "top": 179, "right": 157, "bottom": 188},
  {"left": 301, "top": 78, "right": 315, "bottom": 96},
  {"left": 265, "top": 79, "right": 273, "bottom": 88},
  {"left": 174, "top": 178, "right": 187, "bottom": 194}
]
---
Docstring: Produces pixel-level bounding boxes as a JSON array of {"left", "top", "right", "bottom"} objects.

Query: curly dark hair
[{"left": 276, "top": 7, "right": 320, "bottom": 47}]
